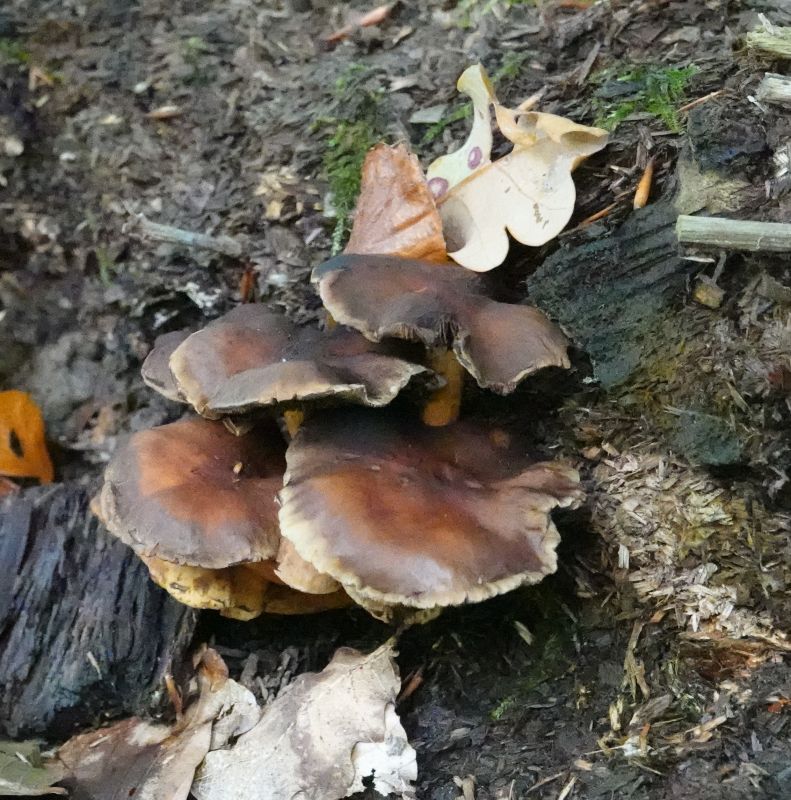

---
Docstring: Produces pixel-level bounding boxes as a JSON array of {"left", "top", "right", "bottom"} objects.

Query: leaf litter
[{"left": 54, "top": 644, "right": 414, "bottom": 800}]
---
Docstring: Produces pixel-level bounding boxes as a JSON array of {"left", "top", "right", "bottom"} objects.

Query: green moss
[
  {"left": 593, "top": 64, "right": 698, "bottom": 132},
  {"left": 489, "top": 588, "right": 577, "bottom": 721},
  {"left": 323, "top": 118, "right": 381, "bottom": 252},
  {"left": 421, "top": 104, "right": 472, "bottom": 145},
  {"left": 315, "top": 65, "right": 389, "bottom": 253},
  {"left": 0, "top": 37, "right": 30, "bottom": 65}
]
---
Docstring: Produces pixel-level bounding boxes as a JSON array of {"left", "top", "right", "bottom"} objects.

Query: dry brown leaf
[
  {"left": 0, "top": 390, "right": 54, "bottom": 483},
  {"left": 345, "top": 143, "right": 447, "bottom": 262},
  {"left": 426, "top": 64, "right": 608, "bottom": 271},
  {"left": 58, "top": 655, "right": 259, "bottom": 800},
  {"left": 192, "top": 643, "right": 416, "bottom": 800}
]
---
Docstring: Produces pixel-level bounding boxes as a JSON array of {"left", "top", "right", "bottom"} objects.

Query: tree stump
[{"left": 0, "top": 484, "right": 198, "bottom": 738}]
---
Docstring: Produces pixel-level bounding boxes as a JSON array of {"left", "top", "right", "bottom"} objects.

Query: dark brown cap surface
[
  {"left": 169, "top": 306, "right": 428, "bottom": 418},
  {"left": 97, "top": 417, "right": 285, "bottom": 568},
  {"left": 141, "top": 329, "right": 191, "bottom": 401},
  {"left": 278, "top": 409, "right": 583, "bottom": 609},
  {"left": 313, "top": 255, "right": 570, "bottom": 393}
]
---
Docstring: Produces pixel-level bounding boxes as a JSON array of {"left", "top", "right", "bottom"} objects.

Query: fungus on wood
[
  {"left": 93, "top": 63, "right": 596, "bottom": 625},
  {"left": 157, "top": 307, "right": 430, "bottom": 419},
  {"left": 94, "top": 417, "right": 346, "bottom": 619},
  {"left": 277, "top": 409, "right": 583, "bottom": 621}
]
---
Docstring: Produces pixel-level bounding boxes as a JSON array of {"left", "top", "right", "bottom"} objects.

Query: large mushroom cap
[
  {"left": 165, "top": 305, "right": 429, "bottom": 418},
  {"left": 313, "top": 254, "right": 570, "bottom": 393},
  {"left": 278, "top": 409, "right": 584, "bottom": 611},
  {"left": 96, "top": 417, "right": 285, "bottom": 568}
]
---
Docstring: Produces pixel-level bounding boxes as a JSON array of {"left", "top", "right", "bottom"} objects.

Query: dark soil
[{"left": 3, "top": 1, "right": 791, "bottom": 798}]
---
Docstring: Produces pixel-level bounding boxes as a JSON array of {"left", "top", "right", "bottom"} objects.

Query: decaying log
[
  {"left": 529, "top": 200, "right": 696, "bottom": 388},
  {"left": 0, "top": 484, "right": 198, "bottom": 738}
]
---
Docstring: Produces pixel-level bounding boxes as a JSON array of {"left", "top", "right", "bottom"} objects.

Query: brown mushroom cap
[
  {"left": 96, "top": 417, "right": 285, "bottom": 568},
  {"left": 313, "top": 254, "right": 570, "bottom": 394},
  {"left": 166, "top": 306, "right": 429, "bottom": 418},
  {"left": 141, "top": 329, "right": 192, "bottom": 402},
  {"left": 278, "top": 409, "right": 584, "bottom": 610}
]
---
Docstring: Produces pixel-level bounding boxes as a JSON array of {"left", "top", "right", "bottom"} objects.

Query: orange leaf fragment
[{"left": 0, "top": 390, "right": 54, "bottom": 483}]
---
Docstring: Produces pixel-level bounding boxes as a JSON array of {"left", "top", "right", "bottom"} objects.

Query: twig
[
  {"left": 677, "top": 215, "right": 791, "bottom": 252},
  {"left": 578, "top": 201, "right": 619, "bottom": 227},
  {"left": 557, "top": 775, "right": 577, "bottom": 800},
  {"left": 525, "top": 771, "right": 565, "bottom": 795},
  {"left": 133, "top": 215, "right": 244, "bottom": 258},
  {"left": 677, "top": 89, "right": 724, "bottom": 114}
]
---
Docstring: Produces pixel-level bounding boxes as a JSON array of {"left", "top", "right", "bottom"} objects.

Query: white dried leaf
[{"left": 192, "top": 643, "right": 416, "bottom": 800}]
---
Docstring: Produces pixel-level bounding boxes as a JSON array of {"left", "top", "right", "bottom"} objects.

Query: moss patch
[
  {"left": 592, "top": 64, "right": 698, "bottom": 132},
  {"left": 316, "top": 66, "right": 389, "bottom": 253}
]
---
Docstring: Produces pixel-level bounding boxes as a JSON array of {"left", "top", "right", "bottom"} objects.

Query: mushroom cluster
[{"left": 95, "top": 68, "right": 601, "bottom": 622}]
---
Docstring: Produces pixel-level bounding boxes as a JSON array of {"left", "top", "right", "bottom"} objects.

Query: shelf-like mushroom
[
  {"left": 278, "top": 408, "right": 583, "bottom": 618},
  {"left": 94, "top": 417, "right": 341, "bottom": 619},
  {"left": 161, "top": 306, "right": 429, "bottom": 419},
  {"left": 313, "top": 254, "right": 570, "bottom": 394}
]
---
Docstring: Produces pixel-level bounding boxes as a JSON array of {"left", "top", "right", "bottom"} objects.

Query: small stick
[
  {"left": 678, "top": 89, "right": 724, "bottom": 114},
  {"left": 578, "top": 201, "right": 619, "bottom": 227},
  {"left": 633, "top": 159, "right": 654, "bottom": 209},
  {"left": 133, "top": 215, "right": 244, "bottom": 258},
  {"left": 677, "top": 215, "right": 791, "bottom": 252}
]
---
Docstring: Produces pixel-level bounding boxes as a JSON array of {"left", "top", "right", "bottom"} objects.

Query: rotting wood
[
  {"left": 677, "top": 215, "right": 791, "bottom": 252},
  {"left": 529, "top": 200, "right": 695, "bottom": 388},
  {"left": 0, "top": 484, "right": 198, "bottom": 738},
  {"left": 132, "top": 215, "right": 245, "bottom": 258},
  {"left": 756, "top": 73, "right": 791, "bottom": 107}
]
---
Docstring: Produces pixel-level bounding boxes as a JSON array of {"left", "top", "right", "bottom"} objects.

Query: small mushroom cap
[
  {"left": 142, "top": 555, "right": 350, "bottom": 619},
  {"left": 313, "top": 254, "right": 570, "bottom": 393},
  {"left": 345, "top": 143, "right": 447, "bottom": 262},
  {"left": 141, "top": 329, "right": 192, "bottom": 402},
  {"left": 96, "top": 417, "right": 285, "bottom": 568},
  {"left": 278, "top": 409, "right": 584, "bottom": 610},
  {"left": 168, "top": 306, "right": 429, "bottom": 418},
  {"left": 141, "top": 554, "right": 273, "bottom": 620}
]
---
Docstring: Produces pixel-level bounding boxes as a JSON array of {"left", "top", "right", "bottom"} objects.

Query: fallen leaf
[
  {"left": 427, "top": 64, "right": 608, "bottom": 271},
  {"left": 345, "top": 143, "right": 447, "bottom": 263},
  {"left": 0, "top": 390, "right": 54, "bottom": 483},
  {"left": 0, "top": 741, "right": 66, "bottom": 796},
  {"left": 192, "top": 643, "right": 417, "bottom": 800},
  {"left": 425, "top": 64, "right": 494, "bottom": 198},
  {"left": 58, "top": 652, "right": 260, "bottom": 800}
]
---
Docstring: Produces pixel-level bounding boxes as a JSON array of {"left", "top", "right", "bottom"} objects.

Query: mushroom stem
[
  {"left": 421, "top": 348, "right": 464, "bottom": 427},
  {"left": 283, "top": 409, "right": 305, "bottom": 438}
]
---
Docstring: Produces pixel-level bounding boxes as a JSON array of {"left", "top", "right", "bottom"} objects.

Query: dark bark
[
  {"left": 0, "top": 484, "right": 198, "bottom": 738},
  {"left": 528, "top": 199, "right": 695, "bottom": 389}
]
